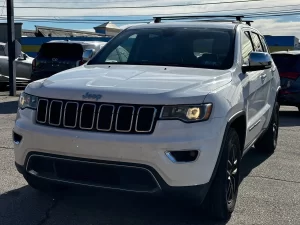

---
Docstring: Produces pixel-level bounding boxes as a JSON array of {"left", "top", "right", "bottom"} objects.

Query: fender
[
  {"left": 276, "top": 86, "right": 281, "bottom": 101},
  {"left": 207, "top": 110, "right": 246, "bottom": 184}
]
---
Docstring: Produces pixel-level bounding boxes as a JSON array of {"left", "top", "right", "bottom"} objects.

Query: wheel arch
[{"left": 209, "top": 111, "right": 246, "bottom": 184}]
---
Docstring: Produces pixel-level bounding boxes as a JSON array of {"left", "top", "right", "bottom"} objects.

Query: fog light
[
  {"left": 165, "top": 150, "right": 199, "bottom": 163},
  {"left": 13, "top": 132, "right": 22, "bottom": 145}
]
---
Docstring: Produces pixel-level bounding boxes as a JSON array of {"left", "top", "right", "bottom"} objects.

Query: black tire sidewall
[{"left": 205, "top": 128, "right": 241, "bottom": 219}]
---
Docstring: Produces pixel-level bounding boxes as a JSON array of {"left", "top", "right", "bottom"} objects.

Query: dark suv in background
[
  {"left": 30, "top": 40, "right": 107, "bottom": 82},
  {"left": 271, "top": 51, "right": 300, "bottom": 111}
]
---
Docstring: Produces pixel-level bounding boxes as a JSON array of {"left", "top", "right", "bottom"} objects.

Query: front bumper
[
  {"left": 13, "top": 108, "right": 226, "bottom": 188},
  {"left": 15, "top": 154, "right": 211, "bottom": 201}
]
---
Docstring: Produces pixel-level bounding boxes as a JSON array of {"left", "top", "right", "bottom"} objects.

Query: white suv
[{"left": 13, "top": 17, "right": 280, "bottom": 220}]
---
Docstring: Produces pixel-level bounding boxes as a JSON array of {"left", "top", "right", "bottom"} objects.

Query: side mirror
[
  {"left": 82, "top": 49, "right": 95, "bottom": 63},
  {"left": 242, "top": 52, "right": 272, "bottom": 73}
]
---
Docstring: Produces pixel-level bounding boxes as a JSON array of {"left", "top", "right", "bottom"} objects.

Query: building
[
  {"left": 22, "top": 25, "right": 108, "bottom": 38},
  {"left": 264, "top": 35, "right": 300, "bottom": 52},
  {"left": 94, "top": 22, "right": 121, "bottom": 36},
  {"left": 0, "top": 23, "right": 23, "bottom": 43},
  {"left": 20, "top": 25, "right": 112, "bottom": 57}
]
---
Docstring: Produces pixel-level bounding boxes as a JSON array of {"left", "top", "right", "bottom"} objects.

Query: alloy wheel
[{"left": 226, "top": 140, "right": 239, "bottom": 205}]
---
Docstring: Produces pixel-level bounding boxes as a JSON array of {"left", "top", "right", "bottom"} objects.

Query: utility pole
[{"left": 6, "top": 0, "right": 16, "bottom": 96}]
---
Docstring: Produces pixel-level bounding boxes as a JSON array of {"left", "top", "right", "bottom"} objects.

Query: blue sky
[{"left": 1, "top": 0, "right": 300, "bottom": 37}]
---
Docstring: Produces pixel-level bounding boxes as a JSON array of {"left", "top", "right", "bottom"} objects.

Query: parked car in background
[
  {"left": 271, "top": 51, "right": 300, "bottom": 110},
  {"left": 0, "top": 42, "right": 34, "bottom": 90},
  {"left": 30, "top": 40, "right": 107, "bottom": 82}
]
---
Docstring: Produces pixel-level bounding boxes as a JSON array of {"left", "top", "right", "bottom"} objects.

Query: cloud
[
  {"left": 1, "top": 0, "right": 299, "bottom": 38},
  {"left": 253, "top": 19, "right": 300, "bottom": 38},
  {"left": 3, "top": 0, "right": 298, "bottom": 17}
]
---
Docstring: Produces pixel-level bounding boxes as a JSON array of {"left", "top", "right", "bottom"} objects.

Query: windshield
[{"left": 88, "top": 27, "right": 235, "bottom": 70}]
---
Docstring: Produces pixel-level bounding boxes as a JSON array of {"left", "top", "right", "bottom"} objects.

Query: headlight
[
  {"left": 160, "top": 104, "right": 212, "bottom": 122},
  {"left": 18, "top": 92, "right": 38, "bottom": 110}
]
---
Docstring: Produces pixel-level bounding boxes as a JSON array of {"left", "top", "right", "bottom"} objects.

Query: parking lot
[{"left": 1, "top": 91, "right": 300, "bottom": 225}]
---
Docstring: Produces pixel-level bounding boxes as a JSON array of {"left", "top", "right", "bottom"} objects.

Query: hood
[{"left": 26, "top": 64, "right": 232, "bottom": 105}]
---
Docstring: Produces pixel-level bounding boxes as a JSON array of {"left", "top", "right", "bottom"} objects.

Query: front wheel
[
  {"left": 255, "top": 102, "right": 279, "bottom": 154},
  {"left": 203, "top": 128, "right": 241, "bottom": 221}
]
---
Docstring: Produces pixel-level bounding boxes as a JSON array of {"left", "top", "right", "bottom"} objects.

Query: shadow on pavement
[
  {"left": 0, "top": 185, "right": 228, "bottom": 225},
  {"left": 240, "top": 147, "right": 272, "bottom": 183},
  {"left": 0, "top": 100, "right": 18, "bottom": 114}
]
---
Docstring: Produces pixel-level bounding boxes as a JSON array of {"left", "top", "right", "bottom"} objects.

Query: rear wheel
[
  {"left": 255, "top": 102, "right": 279, "bottom": 154},
  {"left": 203, "top": 128, "right": 241, "bottom": 221}
]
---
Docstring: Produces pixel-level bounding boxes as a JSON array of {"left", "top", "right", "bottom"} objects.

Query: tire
[
  {"left": 25, "top": 174, "right": 67, "bottom": 194},
  {"left": 203, "top": 128, "right": 241, "bottom": 221},
  {"left": 255, "top": 102, "right": 279, "bottom": 154}
]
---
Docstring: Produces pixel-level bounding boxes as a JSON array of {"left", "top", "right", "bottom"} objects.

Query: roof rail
[{"left": 153, "top": 15, "right": 253, "bottom": 26}]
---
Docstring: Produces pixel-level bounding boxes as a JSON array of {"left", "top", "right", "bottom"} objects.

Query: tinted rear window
[
  {"left": 38, "top": 43, "right": 83, "bottom": 59},
  {"left": 272, "top": 54, "right": 300, "bottom": 72}
]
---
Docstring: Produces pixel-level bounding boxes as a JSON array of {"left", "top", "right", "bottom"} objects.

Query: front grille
[
  {"left": 26, "top": 154, "right": 160, "bottom": 193},
  {"left": 36, "top": 98, "right": 161, "bottom": 134}
]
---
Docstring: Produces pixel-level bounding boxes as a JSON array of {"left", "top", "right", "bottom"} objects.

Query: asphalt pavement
[{"left": 1, "top": 91, "right": 300, "bottom": 225}]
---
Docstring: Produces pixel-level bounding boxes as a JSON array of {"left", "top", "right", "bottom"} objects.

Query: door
[
  {"left": 241, "top": 30, "right": 270, "bottom": 146},
  {"left": 249, "top": 31, "right": 273, "bottom": 131},
  {"left": 257, "top": 34, "right": 277, "bottom": 129},
  {"left": 16, "top": 53, "right": 32, "bottom": 81}
]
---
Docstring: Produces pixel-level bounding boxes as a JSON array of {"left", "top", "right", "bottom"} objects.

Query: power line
[
  {"left": 3, "top": 8, "right": 300, "bottom": 21},
  {"left": 14, "top": 0, "right": 147, "bottom": 3},
  {"left": 8, "top": 3, "right": 300, "bottom": 18},
  {"left": 2, "top": 10, "right": 300, "bottom": 24},
  {"left": 13, "top": 0, "right": 262, "bottom": 9}
]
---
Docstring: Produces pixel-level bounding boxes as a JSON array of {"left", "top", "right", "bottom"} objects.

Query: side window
[
  {"left": 241, "top": 31, "right": 254, "bottom": 64},
  {"left": 250, "top": 32, "right": 264, "bottom": 52},
  {"left": 259, "top": 35, "right": 269, "bottom": 53},
  {"left": 0, "top": 46, "right": 5, "bottom": 56}
]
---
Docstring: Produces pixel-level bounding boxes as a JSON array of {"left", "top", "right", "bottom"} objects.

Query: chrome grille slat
[
  {"left": 63, "top": 102, "right": 79, "bottom": 128},
  {"left": 115, "top": 106, "right": 135, "bottom": 133},
  {"left": 96, "top": 104, "right": 115, "bottom": 131},
  {"left": 135, "top": 107, "right": 157, "bottom": 133},
  {"left": 36, "top": 99, "right": 49, "bottom": 124},
  {"left": 48, "top": 100, "right": 63, "bottom": 126},
  {"left": 36, "top": 98, "right": 159, "bottom": 134},
  {"left": 79, "top": 103, "right": 96, "bottom": 130}
]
